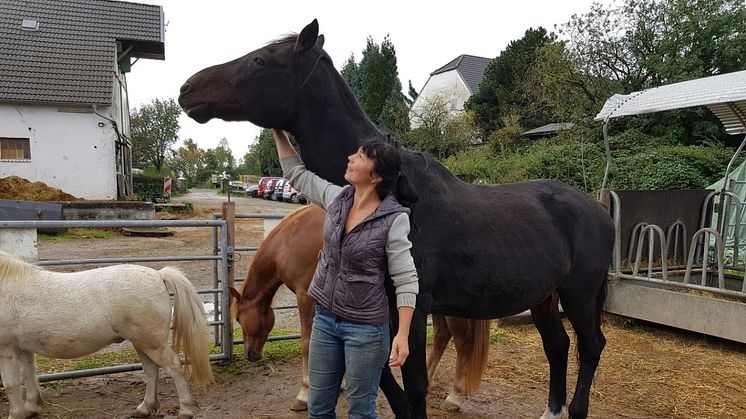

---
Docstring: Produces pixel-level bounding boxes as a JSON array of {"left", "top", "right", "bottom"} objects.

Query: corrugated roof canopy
[{"left": 594, "top": 70, "right": 746, "bottom": 135}]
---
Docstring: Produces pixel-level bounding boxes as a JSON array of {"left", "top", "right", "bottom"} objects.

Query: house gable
[
  {"left": 410, "top": 54, "right": 492, "bottom": 129},
  {"left": 0, "top": 0, "right": 164, "bottom": 106},
  {"left": 431, "top": 54, "right": 492, "bottom": 95}
]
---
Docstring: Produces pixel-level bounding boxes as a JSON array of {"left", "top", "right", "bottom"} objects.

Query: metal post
[
  {"left": 602, "top": 118, "right": 612, "bottom": 190},
  {"left": 220, "top": 202, "right": 235, "bottom": 361}
]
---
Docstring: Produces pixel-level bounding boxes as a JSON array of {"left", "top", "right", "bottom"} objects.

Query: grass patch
[
  {"left": 38, "top": 228, "right": 118, "bottom": 241},
  {"left": 35, "top": 347, "right": 139, "bottom": 374}
]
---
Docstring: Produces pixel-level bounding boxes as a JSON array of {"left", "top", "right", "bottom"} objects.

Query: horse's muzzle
[{"left": 245, "top": 347, "right": 263, "bottom": 362}]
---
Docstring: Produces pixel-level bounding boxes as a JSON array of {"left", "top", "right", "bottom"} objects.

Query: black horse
[{"left": 179, "top": 19, "right": 614, "bottom": 419}]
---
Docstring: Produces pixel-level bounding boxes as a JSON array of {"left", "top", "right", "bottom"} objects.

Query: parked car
[
  {"left": 282, "top": 182, "right": 307, "bottom": 204},
  {"left": 271, "top": 179, "right": 288, "bottom": 201},
  {"left": 256, "top": 176, "right": 281, "bottom": 199},
  {"left": 246, "top": 184, "right": 259, "bottom": 197},
  {"left": 262, "top": 178, "right": 281, "bottom": 199},
  {"left": 230, "top": 181, "right": 246, "bottom": 193}
]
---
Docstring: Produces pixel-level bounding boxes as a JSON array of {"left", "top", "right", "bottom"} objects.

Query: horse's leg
[
  {"left": 443, "top": 315, "right": 470, "bottom": 411},
  {"left": 139, "top": 346, "right": 195, "bottom": 418},
  {"left": 17, "top": 351, "right": 42, "bottom": 416},
  {"left": 400, "top": 292, "right": 433, "bottom": 419},
  {"left": 560, "top": 279, "right": 607, "bottom": 419},
  {"left": 0, "top": 349, "right": 28, "bottom": 419},
  {"left": 291, "top": 293, "right": 315, "bottom": 411},
  {"left": 530, "top": 293, "right": 570, "bottom": 419},
  {"left": 379, "top": 365, "right": 409, "bottom": 419},
  {"left": 133, "top": 349, "right": 160, "bottom": 417},
  {"left": 426, "top": 314, "right": 451, "bottom": 383}
]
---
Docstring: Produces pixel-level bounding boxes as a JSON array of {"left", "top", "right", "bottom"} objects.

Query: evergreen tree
[
  {"left": 340, "top": 36, "right": 410, "bottom": 136},
  {"left": 466, "top": 27, "right": 556, "bottom": 133},
  {"left": 340, "top": 54, "right": 363, "bottom": 100}
]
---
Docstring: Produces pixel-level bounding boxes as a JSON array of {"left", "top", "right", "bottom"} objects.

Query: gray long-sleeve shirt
[{"left": 280, "top": 155, "right": 419, "bottom": 308}]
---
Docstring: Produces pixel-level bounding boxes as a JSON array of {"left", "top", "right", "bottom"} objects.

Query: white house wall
[
  {"left": 410, "top": 71, "right": 471, "bottom": 129},
  {"left": 0, "top": 103, "right": 118, "bottom": 199}
]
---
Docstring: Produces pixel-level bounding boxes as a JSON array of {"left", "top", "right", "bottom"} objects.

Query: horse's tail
[
  {"left": 462, "top": 319, "right": 491, "bottom": 394},
  {"left": 159, "top": 267, "right": 214, "bottom": 385}
]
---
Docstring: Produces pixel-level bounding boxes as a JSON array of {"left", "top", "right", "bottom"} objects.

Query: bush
[
  {"left": 443, "top": 128, "right": 734, "bottom": 194},
  {"left": 132, "top": 174, "right": 168, "bottom": 202}
]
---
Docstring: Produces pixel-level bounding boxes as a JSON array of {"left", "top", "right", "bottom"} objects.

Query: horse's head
[
  {"left": 229, "top": 286, "right": 275, "bottom": 362},
  {"left": 179, "top": 19, "right": 325, "bottom": 129}
]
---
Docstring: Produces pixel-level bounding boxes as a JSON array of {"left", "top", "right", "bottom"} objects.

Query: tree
[
  {"left": 341, "top": 36, "right": 410, "bottom": 135},
  {"left": 558, "top": 0, "right": 746, "bottom": 144},
  {"left": 239, "top": 129, "right": 282, "bottom": 176},
  {"left": 520, "top": 41, "right": 599, "bottom": 123},
  {"left": 340, "top": 55, "right": 363, "bottom": 100},
  {"left": 406, "top": 80, "right": 419, "bottom": 105},
  {"left": 168, "top": 138, "right": 205, "bottom": 185},
  {"left": 204, "top": 138, "right": 236, "bottom": 176},
  {"left": 130, "top": 98, "right": 182, "bottom": 171},
  {"left": 465, "top": 27, "right": 556, "bottom": 133},
  {"left": 403, "top": 96, "right": 476, "bottom": 160},
  {"left": 561, "top": 0, "right": 746, "bottom": 90}
]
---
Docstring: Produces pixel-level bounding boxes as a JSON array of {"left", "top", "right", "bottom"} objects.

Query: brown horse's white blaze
[
  {"left": 229, "top": 205, "right": 490, "bottom": 411},
  {"left": 0, "top": 251, "right": 213, "bottom": 419}
]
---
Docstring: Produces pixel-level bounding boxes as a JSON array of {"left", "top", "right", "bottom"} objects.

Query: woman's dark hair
[{"left": 359, "top": 136, "right": 417, "bottom": 207}]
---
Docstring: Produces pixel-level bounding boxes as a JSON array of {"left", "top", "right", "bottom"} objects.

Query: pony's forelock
[{"left": 0, "top": 251, "right": 37, "bottom": 281}]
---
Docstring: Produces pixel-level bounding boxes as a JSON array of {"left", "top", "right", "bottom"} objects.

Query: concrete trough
[{"left": 605, "top": 278, "right": 746, "bottom": 344}]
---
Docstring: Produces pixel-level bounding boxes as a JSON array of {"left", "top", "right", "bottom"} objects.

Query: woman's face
[{"left": 344, "top": 147, "right": 378, "bottom": 187}]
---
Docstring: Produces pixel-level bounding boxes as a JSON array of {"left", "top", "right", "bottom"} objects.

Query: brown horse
[{"left": 229, "top": 205, "right": 490, "bottom": 411}]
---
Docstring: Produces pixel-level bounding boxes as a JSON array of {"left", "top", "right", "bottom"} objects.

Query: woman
[{"left": 273, "top": 129, "right": 419, "bottom": 419}]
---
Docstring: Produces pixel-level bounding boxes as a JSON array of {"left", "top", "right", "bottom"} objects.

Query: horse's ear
[
  {"left": 316, "top": 34, "right": 325, "bottom": 49},
  {"left": 295, "top": 19, "right": 319, "bottom": 54},
  {"left": 229, "top": 286, "right": 242, "bottom": 303}
]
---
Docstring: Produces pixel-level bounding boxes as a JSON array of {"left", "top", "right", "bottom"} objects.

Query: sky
[{"left": 126, "top": 0, "right": 603, "bottom": 160}]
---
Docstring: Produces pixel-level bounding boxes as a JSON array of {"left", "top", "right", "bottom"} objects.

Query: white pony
[{"left": 0, "top": 251, "right": 213, "bottom": 419}]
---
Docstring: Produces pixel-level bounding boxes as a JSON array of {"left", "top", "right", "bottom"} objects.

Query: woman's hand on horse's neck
[
  {"left": 273, "top": 129, "right": 298, "bottom": 159},
  {"left": 346, "top": 185, "right": 381, "bottom": 234}
]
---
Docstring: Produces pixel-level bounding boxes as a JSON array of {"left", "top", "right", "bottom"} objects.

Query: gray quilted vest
[{"left": 308, "top": 186, "right": 410, "bottom": 325}]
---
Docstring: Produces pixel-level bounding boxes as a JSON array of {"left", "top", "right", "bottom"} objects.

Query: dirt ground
[{"left": 2, "top": 189, "right": 746, "bottom": 418}]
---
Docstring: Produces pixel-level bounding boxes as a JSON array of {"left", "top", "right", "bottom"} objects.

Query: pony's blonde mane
[{"left": 0, "top": 251, "right": 39, "bottom": 282}]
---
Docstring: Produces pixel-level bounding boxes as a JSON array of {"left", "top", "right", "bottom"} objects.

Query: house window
[{"left": 0, "top": 137, "right": 31, "bottom": 160}]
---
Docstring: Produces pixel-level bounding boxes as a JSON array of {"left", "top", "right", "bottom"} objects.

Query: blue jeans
[{"left": 307, "top": 305, "right": 390, "bottom": 419}]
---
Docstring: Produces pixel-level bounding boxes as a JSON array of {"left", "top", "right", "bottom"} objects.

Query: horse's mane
[
  {"left": 0, "top": 251, "right": 39, "bottom": 282},
  {"left": 267, "top": 33, "right": 298, "bottom": 46}
]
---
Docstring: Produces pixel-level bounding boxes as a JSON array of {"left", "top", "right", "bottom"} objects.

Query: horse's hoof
[
  {"left": 539, "top": 405, "right": 567, "bottom": 419},
  {"left": 444, "top": 393, "right": 463, "bottom": 412},
  {"left": 131, "top": 406, "right": 152, "bottom": 418},
  {"left": 290, "top": 399, "right": 308, "bottom": 411},
  {"left": 444, "top": 399, "right": 461, "bottom": 412}
]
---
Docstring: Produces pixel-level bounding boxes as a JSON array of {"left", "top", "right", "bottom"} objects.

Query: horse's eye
[{"left": 252, "top": 56, "right": 264, "bottom": 66}]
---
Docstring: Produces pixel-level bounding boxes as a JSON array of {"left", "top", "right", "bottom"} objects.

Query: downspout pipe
[{"left": 92, "top": 104, "right": 130, "bottom": 198}]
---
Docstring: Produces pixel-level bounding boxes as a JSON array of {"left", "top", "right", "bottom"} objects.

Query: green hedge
[
  {"left": 132, "top": 174, "right": 168, "bottom": 202},
  {"left": 443, "top": 130, "right": 735, "bottom": 193}
]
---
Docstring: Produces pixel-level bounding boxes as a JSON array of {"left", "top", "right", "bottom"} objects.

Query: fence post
[{"left": 221, "top": 201, "right": 235, "bottom": 361}]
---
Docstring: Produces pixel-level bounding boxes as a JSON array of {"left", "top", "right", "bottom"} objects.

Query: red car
[{"left": 255, "top": 176, "right": 281, "bottom": 198}]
